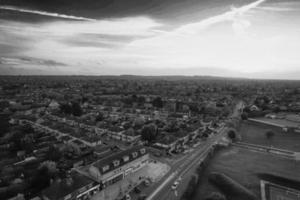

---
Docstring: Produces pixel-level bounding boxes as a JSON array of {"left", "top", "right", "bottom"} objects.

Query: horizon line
[{"left": 0, "top": 74, "right": 299, "bottom": 81}]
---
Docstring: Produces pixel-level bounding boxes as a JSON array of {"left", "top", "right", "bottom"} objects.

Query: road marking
[{"left": 146, "top": 171, "right": 177, "bottom": 200}]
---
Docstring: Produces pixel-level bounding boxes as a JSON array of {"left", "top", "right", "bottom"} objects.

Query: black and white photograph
[{"left": 0, "top": 0, "right": 300, "bottom": 200}]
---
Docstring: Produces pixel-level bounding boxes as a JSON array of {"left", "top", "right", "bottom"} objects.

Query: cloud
[
  {"left": 232, "top": 18, "right": 251, "bottom": 37},
  {"left": 174, "top": 0, "right": 266, "bottom": 35},
  {"left": 0, "top": 57, "right": 67, "bottom": 66},
  {"left": 1, "top": 0, "right": 300, "bottom": 79},
  {"left": 0, "top": 5, "right": 96, "bottom": 21},
  {"left": 257, "top": 6, "right": 296, "bottom": 11}
]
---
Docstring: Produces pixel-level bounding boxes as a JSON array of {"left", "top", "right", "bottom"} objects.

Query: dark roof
[
  {"left": 42, "top": 172, "right": 95, "bottom": 200},
  {"left": 159, "top": 135, "right": 177, "bottom": 144},
  {"left": 94, "top": 145, "right": 112, "bottom": 153},
  {"left": 92, "top": 146, "right": 147, "bottom": 174},
  {"left": 259, "top": 173, "right": 300, "bottom": 191}
]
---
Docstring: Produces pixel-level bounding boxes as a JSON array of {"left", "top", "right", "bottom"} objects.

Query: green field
[
  {"left": 239, "top": 121, "right": 300, "bottom": 152},
  {"left": 193, "top": 147, "right": 300, "bottom": 200}
]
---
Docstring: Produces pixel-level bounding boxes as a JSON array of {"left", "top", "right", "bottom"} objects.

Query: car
[
  {"left": 171, "top": 181, "right": 179, "bottom": 190},
  {"left": 125, "top": 194, "right": 131, "bottom": 200},
  {"left": 144, "top": 179, "right": 150, "bottom": 186}
]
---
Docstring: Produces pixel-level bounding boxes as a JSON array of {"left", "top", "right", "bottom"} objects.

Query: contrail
[
  {"left": 0, "top": 5, "right": 96, "bottom": 22},
  {"left": 175, "top": 0, "right": 266, "bottom": 35}
]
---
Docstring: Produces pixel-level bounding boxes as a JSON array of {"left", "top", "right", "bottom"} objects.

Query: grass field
[
  {"left": 239, "top": 121, "right": 300, "bottom": 152},
  {"left": 193, "top": 147, "right": 300, "bottom": 200}
]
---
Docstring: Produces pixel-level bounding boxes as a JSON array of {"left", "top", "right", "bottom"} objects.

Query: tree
[
  {"left": 20, "top": 134, "right": 35, "bottom": 153},
  {"left": 95, "top": 112, "right": 104, "bottom": 122},
  {"left": 227, "top": 130, "right": 236, "bottom": 140},
  {"left": 222, "top": 106, "right": 231, "bottom": 117},
  {"left": 182, "top": 175, "right": 198, "bottom": 200},
  {"left": 189, "top": 104, "right": 199, "bottom": 114},
  {"left": 165, "top": 121, "right": 179, "bottom": 133},
  {"left": 137, "top": 96, "right": 146, "bottom": 104},
  {"left": 141, "top": 124, "right": 157, "bottom": 142},
  {"left": 39, "top": 161, "right": 57, "bottom": 174},
  {"left": 47, "top": 146, "right": 62, "bottom": 161},
  {"left": 0, "top": 113, "right": 10, "bottom": 137},
  {"left": 152, "top": 97, "right": 163, "bottom": 108},
  {"left": 241, "top": 113, "right": 248, "bottom": 120},
  {"left": 71, "top": 102, "right": 82, "bottom": 116},
  {"left": 133, "top": 117, "right": 145, "bottom": 129},
  {"left": 21, "top": 124, "right": 34, "bottom": 135},
  {"left": 59, "top": 103, "right": 72, "bottom": 115},
  {"left": 31, "top": 161, "right": 57, "bottom": 192}
]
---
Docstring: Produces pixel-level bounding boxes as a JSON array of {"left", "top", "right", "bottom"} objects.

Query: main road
[{"left": 145, "top": 101, "right": 244, "bottom": 200}]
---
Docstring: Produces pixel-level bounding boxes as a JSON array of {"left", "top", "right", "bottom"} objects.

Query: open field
[
  {"left": 193, "top": 146, "right": 300, "bottom": 200},
  {"left": 239, "top": 121, "right": 300, "bottom": 152}
]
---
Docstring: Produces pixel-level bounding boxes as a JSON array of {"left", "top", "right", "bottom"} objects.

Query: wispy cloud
[
  {"left": 175, "top": 0, "right": 266, "bottom": 35},
  {"left": 257, "top": 6, "right": 296, "bottom": 12},
  {"left": 0, "top": 6, "right": 96, "bottom": 21},
  {"left": 1, "top": 0, "right": 300, "bottom": 79},
  {"left": 0, "top": 57, "right": 67, "bottom": 66}
]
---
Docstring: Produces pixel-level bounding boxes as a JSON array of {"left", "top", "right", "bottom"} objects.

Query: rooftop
[
  {"left": 91, "top": 145, "right": 147, "bottom": 174},
  {"left": 42, "top": 172, "right": 95, "bottom": 200}
]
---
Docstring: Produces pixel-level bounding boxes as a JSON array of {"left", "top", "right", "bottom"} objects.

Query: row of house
[{"left": 41, "top": 146, "right": 149, "bottom": 200}]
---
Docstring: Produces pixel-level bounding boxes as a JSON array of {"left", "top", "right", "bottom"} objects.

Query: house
[
  {"left": 41, "top": 172, "right": 100, "bottom": 200},
  {"left": 119, "top": 128, "right": 141, "bottom": 143},
  {"left": 93, "top": 145, "right": 113, "bottom": 157},
  {"left": 250, "top": 105, "right": 260, "bottom": 112},
  {"left": 81, "top": 136, "right": 102, "bottom": 147},
  {"left": 154, "top": 134, "right": 178, "bottom": 151},
  {"left": 88, "top": 146, "right": 149, "bottom": 188},
  {"left": 48, "top": 100, "right": 60, "bottom": 111}
]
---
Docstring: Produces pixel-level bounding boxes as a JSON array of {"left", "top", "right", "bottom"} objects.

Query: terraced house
[{"left": 88, "top": 146, "right": 149, "bottom": 187}]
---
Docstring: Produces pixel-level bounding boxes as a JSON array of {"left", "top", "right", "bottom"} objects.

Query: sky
[{"left": 0, "top": 0, "right": 300, "bottom": 79}]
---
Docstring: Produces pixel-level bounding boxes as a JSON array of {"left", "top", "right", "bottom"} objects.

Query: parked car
[
  {"left": 124, "top": 194, "right": 131, "bottom": 200},
  {"left": 144, "top": 179, "right": 150, "bottom": 186},
  {"left": 171, "top": 181, "right": 179, "bottom": 190}
]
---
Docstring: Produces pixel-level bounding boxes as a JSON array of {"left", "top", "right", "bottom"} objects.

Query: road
[{"left": 145, "top": 101, "right": 244, "bottom": 200}]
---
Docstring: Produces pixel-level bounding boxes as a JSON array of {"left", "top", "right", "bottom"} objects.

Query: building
[
  {"left": 42, "top": 172, "right": 100, "bottom": 200},
  {"left": 88, "top": 146, "right": 149, "bottom": 188},
  {"left": 250, "top": 105, "right": 260, "bottom": 112},
  {"left": 48, "top": 100, "right": 60, "bottom": 111},
  {"left": 93, "top": 145, "right": 114, "bottom": 157},
  {"left": 261, "top": 179, "right": 300, "bottom": 200}
]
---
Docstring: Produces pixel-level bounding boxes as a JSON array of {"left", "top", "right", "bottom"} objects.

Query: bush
[
  {"left": 208, "top": 173, "right": 257, "bottom": 200},
  {"left": 227, "top": 130, "right": 236, "bottom": 140},
  {"left": 181, "top": 175, "right": 198, "bottom": 200},
  {"left": 241, "top": 113, "right": 248, "bottom": 120}
]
